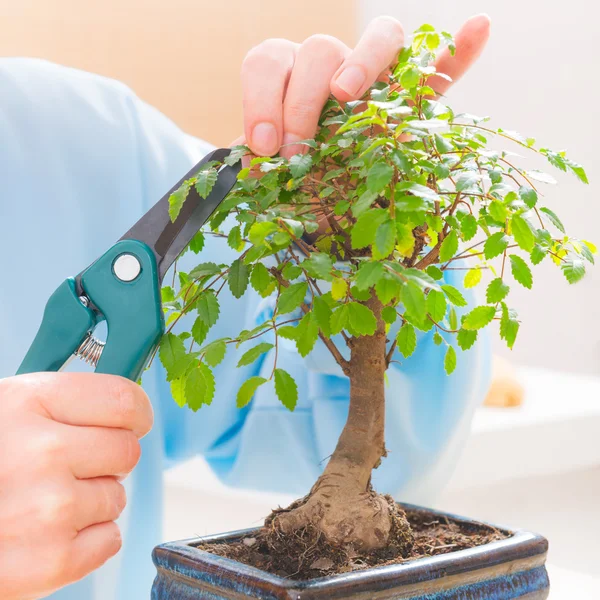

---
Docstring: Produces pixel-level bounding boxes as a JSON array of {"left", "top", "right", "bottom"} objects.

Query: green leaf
[
  {"left": 330, "top": 304, "right": 350, "bottom": 335},
  {"left": 397, "top": 323, "right": 417, "bottom": 358},
  {"left": 274, "top": 369, "right": 298, "bottom": 411},
  {"left": 439, "top": 230, "right": 459, "bottom": 262},
  {"left": 448, "top": 307, "right": 458, "bottom": 330},
  {"left": 355, "top": 261, "right": 385, "bottom": 291},
  {"left": 185, "top": 363, "right": 216, "bottom": 411},
  {"left": 195, "top": 168, "right": 218, "bottom": 199},
  {"left": 282, "top": 263, "right": 302, "bottom": 281},
  {"left": 313, "top": 295, "right": 333, "bottom": 336},
  {"left": 434, "top": 133, "right": 454, "bottom": 154},
  {"left": 486, "top": 278, "right": 510, "bottom": 303},
  {"left": 484, "top": 231, "right": 510, "bottom": 259},
  {"left": 170, "top": 377, "right": 187, "bottom": 408},
  {"left": 190, "top": 262, "right": 221, "bottom": 280},
  {"left": 278, "top": 282, "right": 307, "bottom": 314},
  {"left": 400, "top": 65, "right": 420, "bottom": 90},
  {"left": 189, "top": 231, "right": 206, "bottom": 254},
  {"left": 426, "top": 290, "right": 447, "bottom": 322},
  {"left": 509, "top": 255, "right": 533, "bottom": 289},
  {"left": 375, "top": 276, "right": 401, "bottom": 304},
  {"left": 488, "top": 200, "right": 508, "bottom": 223},
  {"left": 367, "top": 161, "right": 394, "bottom": 193},
  {"left": 457, "top": 328, "right": 478, "bottom": 351},
  {"left": 159, "top": 333, "right": 191, "bottom": 381},
  {"left": 196, "top": 292, "right": 220, "bottom": 328},
  {"left": 237, "top": 376, "right": 267, "bottom": 408},
  {"left": 464, "top": 268, "right": 482, "bottom": 288},
  {"left": 351, "top": 209, "right": 388, "bottom": 249},
  {"left": 168, "top": 183, "right": 191, "bottom": 222},
  {"left": 347, "top": 302, "right": 378, "bottom": 336},
  {"left": 462, "top": 305, "right": 496, "bottom": 330},
  {"left": 373, "top": 220, "right": 396, "bottom": 259},
  {"left": 511, "top": 214, "right": 536, "bottom": 252},
  {"left": 561, "top": 257, "right": 586, "bottom": 284},
  {"left": 203, "top": 340, "right": 227, "bottom": 367},
  {"left": 191, "top": 317, "right": 208, "bottom": 346},
  {"left": 444, "top": 345, "right": 457, "bottom": 375},
  {"left": 295, "top": 313, "right": 319, "bottom": 357},
  {"left": 227, "top": 225, "right": 244, "bottom": 251},
  {"left": 381, "top": 306, "right": 397, "bottom": 324},
  {"left": 331, "top": 278, "right": 348, "bottom": 300},
  {"left": 228, "top": 259, "right": 250, "bottom": 298},
  {"left": 442, "top": 284, "right": 468, "bottom": 307},
  {"left": 461, "top": 214, "right": 478, "bottom": 241},
  {"left": 539, "top": 207, "right": 565, "bottom": 233},
  {"left": 455, "top": 172, "right": 480, "bottom": 192},
  {"left": 303, "top": 253, "right": 333, "bottom": 281},
  {"left": 519, "top": 186, "right": 538, "bottom": 209},
  {"left": 530, "top": 245, "right": 546, "bottom": 265},
  {"left": 249, "top": 221, "right": 278, "bottom": 246},
  {"left": 433, "top": 331, "right": 444, "bottom": 345},
  {"left": 289, "top": 154, "right": 313, "bottom": 178},
  {"left": 426, "top": 265, "right": 444, "bottom": 281},
  {"left": 500, "top": 303, "right": 519, "bottom": 349},
  {"left": 237, "top": 342, "right": 274, "bottom": 367},
  {"left": 352, "top": 190, "right": 378, "bottom": 217},
  {"left": 401, "top": 281, "right": 426, "bottom": 319},
  {"left": 250, "top": 263, "right": 276, "bottom": 297}
]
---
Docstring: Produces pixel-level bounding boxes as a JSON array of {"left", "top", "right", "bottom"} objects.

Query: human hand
[
  {"left": 0, "top": 373, "right": 153, "bottom": 600},
  {"left": 235, "top": 14, "right": 491, "bottom": 158}
]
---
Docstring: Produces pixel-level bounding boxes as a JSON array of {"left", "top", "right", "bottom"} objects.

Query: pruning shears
[{"left": 17, "top": 148, "right": 240, "bottom": 381}]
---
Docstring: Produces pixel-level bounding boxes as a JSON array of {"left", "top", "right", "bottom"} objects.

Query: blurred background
[{"left": 1, "top": 0, "right": 598, "bottom": 594}]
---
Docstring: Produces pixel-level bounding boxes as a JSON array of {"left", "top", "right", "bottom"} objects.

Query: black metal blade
[{"left": 120, "top": 148, "right": 240, "bottom": 282}]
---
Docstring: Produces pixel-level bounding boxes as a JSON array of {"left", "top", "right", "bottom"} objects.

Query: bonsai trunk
[{"left": 273, "top": 297, "right": 414, "bottom": 554}]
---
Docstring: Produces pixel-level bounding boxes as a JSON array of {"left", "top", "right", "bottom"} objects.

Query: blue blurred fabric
[{"left": 0, "top": 59, "right": 491, "bottom": 600}]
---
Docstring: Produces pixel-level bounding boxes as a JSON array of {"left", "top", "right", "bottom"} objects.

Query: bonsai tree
[{"left": 158, "top": 25, "right": 592, "bottom": 561}]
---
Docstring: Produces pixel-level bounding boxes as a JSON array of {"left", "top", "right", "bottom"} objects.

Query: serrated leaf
[
  {"left": 486, "top": 278, "right": 510, "bottom": 303},
  {"left": 313, "top": 295, "right": 333, "bottom": 336},
  {"left": 375, "top": 276, "right": 401, "bottom": 304},
  {"left": 561, "top": 257, "right": 586, "bottom": 284},
  {"left": 462, "top": 305, "right": 496, "bottom": 330},
  {"left": 196, "top": 292, "right": 220, "bottom": 327},
  {"left": 519, "top": 186, "right": 538, "bottom": 208},
  {"left": 228, "top": 259, "right": 249, "bottom": 298},
  {"left": 434, "top": 133, "right": 454, "bottom": 154},
  {"left": 426, "top": 290, "right": 447, "bottom": 322},
  {"left": 530, "top": 245, "right": 546, "bottom": 265},
  {"left": 170, "top": 377, "right": 187, "bottom": 408},
  {"left": 444, "top": 345, "right": 457, "bottom": 374},
  {"left": 457, "top": 328, "right": 478, "bottom": 350},
  {"left": 426, "top": 265, "right": 444, "bottom": 281},
  {"left": 195, "top": 168, "right": 218, "bottom": 199},
  {"left": 442, "top": 284, "right": 468, "bottom": 307},
  {"left": 367, "top": 161, "right": 394, "bottom": 193},
  {"left": 189, "top": 231, "right": 206, "bottom": 254},
  {"left": 511, "top": 214, "right": 535, "bottom": 252},
  {"left": 352, "top": 190, "right": 378, "bottom": 217},
  {"left": 237, "top": 376, "right": 267, "bottom": 408},
  {"left": 295, "top": 313, "right": 319, "bottom": 357},
  {"left": 484, "top": 231, "right": 510, "bottom": 259},
  {"left": 439, "top": 230, "right": 459, "bottom": 262},
  {"left": 400, "top": 65, "right": 420, "bottom": 90},
  {"left": 250, "top": 263, "right": 276, "bottom": 297},
  {"left": 274, "top": 369, "right": 298, "bottom": 411},
  {"left": 539, "top": 207, "right": 566, "bottom": 233},
  {"left": 190, "top": 262, "right": 221, "bottom": 280},
  {"left": 203, "top": 340, "right": 227, "bottom": 367},
  {"left": 185, "top": 363, "right": 215, "bottom": 411},
  {"left": 159, "top": 333, "right": 191, "bottom": 381},
  {"left": 168, "top": 183, "right": 190, "bottom": 222},
  {"left": 237, "top": 342, "right": 274, "bottom": 367},
  {"left": 351, "top": 209, "right": 388, "bottom": 249},
  {"left": 248, "top": 221, "right": 278, "bottom": 246},
  {"left": 382, "top": 306, "right": 397, "bottom": 324},
  {"left": 355, "top": 262, "right": 385, "bottom": 291},
  {"left": 455, "top": 172, "right": 480, "bottom": 192},
  {"left": 330, "top": 304, "right": 349, "bottom": 335},
  {"left": 488, "top": 200, "right": 508, "bottom": 223},
  {"left": 461, "top": 214, "right": 478, "bottom": 241},
  {"left": 303, "top": 253, "right": 333, "bottom": 281},
  {"left": 331, "top": 278, "right": 348, "bottom": 301},
  {"left": 397, "top": 323, "right": 417, "bottom": 358},
  {"left": 227, "top": 225, "right": 244, "bottom": 251},
  {"left": 373, "top": 219, "right": 396, "bottom": 259},
  {"left": 191, "top": 317, "right": 208, "bottom": 346},
  {"left": 278, "top": 282, "right": 307, "bottom": 314},
  {"left": 500, "top": 303, "right": 519, "bottom": 349},
  {"left": 464, "top": 268, "right": 482, "bottom": 288},
  {"left": 509, "top": 255, "right": 533, "bottom": 289},
  {"left": 289, "top": 154, "right": 313, "bottom": 178},
  {"left": 347, "top": 302, "right": 378, "bottom": 335},
  {"left": 401, "top": 281, "right": 426, "bottom": 319},
  {"left": 433, "top": 331, "right": 444, "bottom": 345}
]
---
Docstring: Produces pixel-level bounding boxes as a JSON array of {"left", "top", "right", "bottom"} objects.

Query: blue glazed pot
[{"left": 152, "top": 505, "right": 549, "bottom": 599}]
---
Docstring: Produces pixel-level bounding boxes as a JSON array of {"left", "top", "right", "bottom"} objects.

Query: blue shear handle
[
  {"left": 80, "top": 239, "right": 165, "bottom": 382},
  {"left": 17, "top": 278, "right": 96, "bottom": 375}
]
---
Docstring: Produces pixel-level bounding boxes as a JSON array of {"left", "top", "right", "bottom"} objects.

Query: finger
[
  {"left": 21, "top": 372, "right": 153, "bottom": 438},
  {"left": 74, "top": 477, "right": 126, "bottom": 531},
  {"left": 65, "top": 424, "right": 141, "bottom": 479},
  {"left": 429, "top": 14, "right": 491, "bottom": 97},
  {"left": 67, "top": 521, "right": 122, "bottom": 582},
  {"left": 280, "top": 35, "right": 349, "bottom": 158},
  {"left": 331, "top": 16, "right": 405, "bottom": 102},
  {"left": 241, "top": 39, "right": 298, "bottom": 156}
]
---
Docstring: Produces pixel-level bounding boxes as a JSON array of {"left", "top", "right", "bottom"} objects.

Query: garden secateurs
[{"left": 17, "top": 148, "right": 240, "bottom": 381}]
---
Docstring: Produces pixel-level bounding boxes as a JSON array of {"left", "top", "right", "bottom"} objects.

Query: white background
[{"left": 360, "top": 0, "right": 600, "bottom": 376}]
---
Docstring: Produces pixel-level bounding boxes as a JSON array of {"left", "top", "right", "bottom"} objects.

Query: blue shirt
[{"left": 0, "top": 59, "right": 490, "bottom": 599}]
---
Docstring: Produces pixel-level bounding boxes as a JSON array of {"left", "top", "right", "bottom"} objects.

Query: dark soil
[{"left": 196, "top": 504, "right": 509, "bottom": 580}]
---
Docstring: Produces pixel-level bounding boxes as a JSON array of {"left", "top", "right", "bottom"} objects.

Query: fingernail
[
  {"left": 335, "top": 65, "right": 367, "bottom": 97},
  {"left": 251, "top": 122, "right": 278, "bottom": 156},
  {"left": 281, "top": 132, "right": 306, "bottom": 158}
]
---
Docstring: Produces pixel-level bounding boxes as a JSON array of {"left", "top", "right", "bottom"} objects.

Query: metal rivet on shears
[{"left": 113, "top": 253, "right": 142, "bottom": 282}]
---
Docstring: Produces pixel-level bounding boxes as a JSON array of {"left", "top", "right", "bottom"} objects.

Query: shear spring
[{"left": 74, "top": 333, "right": 105, "bottom": 367}]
